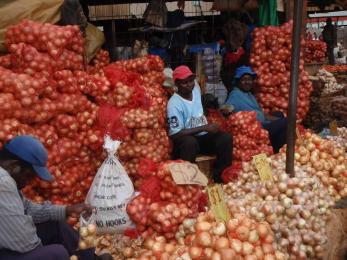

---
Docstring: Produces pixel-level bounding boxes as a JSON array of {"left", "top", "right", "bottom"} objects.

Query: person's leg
[
  {"left": 36, "top": 221, "right": 75, "bottom": 252},
  {"left": 35, "top": 221, "right": 95, "bottom": 260},
  {"left": 327, "top": 46, "right": 335, "bottom": 65},
  {"left": 198, "top": 132, "right": 233, "bottom": 183},
  {"left": 0, "top": 244, "right": 69, "bottom": 260},
  {"left": 263, "top": 118, "right": 287, "bottom": 153},
  {"left": 172, "top": 135, "right": 200, "bottom": 163},
  {"left": 270, "top": 111, "right": 285, "bottom": 118}
]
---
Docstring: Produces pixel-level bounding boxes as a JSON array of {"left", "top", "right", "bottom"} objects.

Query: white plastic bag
[
  {"left": 85, "top": 135, "right": 135, "bottom": 234},
  {"left": 78, "top": 211, "right": 97, "bottom": 249},
  {"left": 205, "top": 82, "right": 228, "bottom": 106}
]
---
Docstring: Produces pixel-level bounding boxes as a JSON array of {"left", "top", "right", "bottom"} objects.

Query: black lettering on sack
[
  {"left": 117, "top": 203, "right": 125, "bottom": 209},
  {"left": 107, "top": 195, "right": 117, "bottom": 199},
  {"left": 95, "top": 220, "right": 104, "bottom": 227},
  {"left": 105, "top": 217, "right": 127, "bottom": 227},
  {"left": 94, "top": 195, "right": 105, "bottom": 199},
  {"left": 105, "top": 158, "right": 117, "bottom": 165}
]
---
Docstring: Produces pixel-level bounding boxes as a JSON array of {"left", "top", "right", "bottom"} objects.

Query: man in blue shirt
[
  {"left": 225, "top": 66, "right": 287, "bottom": 153},
  {"left": 0, "top": 135, "right": 111, "bottom": 260},
  {"left": 167, "top": 65, "right": 232, "bottom": 183}
]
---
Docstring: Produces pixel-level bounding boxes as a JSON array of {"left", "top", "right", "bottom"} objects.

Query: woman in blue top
[{"left": 225, "top": 66, "right": 287, "bottom": 153}]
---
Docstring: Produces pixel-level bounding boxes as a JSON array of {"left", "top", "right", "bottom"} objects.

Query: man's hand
[
  {"left": 204, "top": 123, "right": 220, "bottom": 134},
  {"left": 66, "top": 203, "right": 93, "bottom": 218}
]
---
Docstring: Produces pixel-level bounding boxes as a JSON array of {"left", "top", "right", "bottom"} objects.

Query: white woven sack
[{"left": 85, "top": 135, "right": 135, "bottom": 234}]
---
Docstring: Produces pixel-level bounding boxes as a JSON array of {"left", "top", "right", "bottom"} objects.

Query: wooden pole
[{"left": 285, "top": 0, "right": 303, "bottom": 177}]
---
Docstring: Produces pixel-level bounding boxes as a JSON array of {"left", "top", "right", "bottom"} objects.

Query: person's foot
[{"left": 96, "top": 253, "right": 113, "bottom": 260}]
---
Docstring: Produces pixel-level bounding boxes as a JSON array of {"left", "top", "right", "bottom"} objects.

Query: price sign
[
  {"left": 329, "top": 120, "right": 338, "bottom": 135},
  {"left": 169, "top": 162, "right": 208, "bottom": 186},
  {"left": 252, "top": 153, "right": 273, "bottom": 183},
  {"left": 207, "top": 184, "right": 230, "bottom": 222}
]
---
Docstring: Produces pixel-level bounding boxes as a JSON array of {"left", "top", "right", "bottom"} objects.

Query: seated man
[
  {"left": 167, "top": 65, "right": 233, "bottom": 183},
  {"left": 0, "top": 135, "right": 111, "bottom": 260},
  {"left": 225, "top": 66, "right": 287, "bottom": 153}
]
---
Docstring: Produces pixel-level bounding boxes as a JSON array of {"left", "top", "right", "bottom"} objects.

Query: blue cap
[
  {"left": 4, "top": 135, "right": 54, "bottom": 182},
  {"left": 234, "top": 66, "right": 257, "bottom": 80}
]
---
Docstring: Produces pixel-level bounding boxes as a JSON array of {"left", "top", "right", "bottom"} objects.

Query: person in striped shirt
[{"left": 0, "top": 135, "right": 111, "bottom": 260}]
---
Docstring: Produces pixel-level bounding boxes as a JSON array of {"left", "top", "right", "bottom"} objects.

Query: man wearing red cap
[{"left": 167, "top": 65, "right": 233, "bottom": 183}]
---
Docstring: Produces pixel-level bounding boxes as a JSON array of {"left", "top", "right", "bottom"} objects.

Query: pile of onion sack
[
  {"left": 0, "top": 20, "right": 108, "bottom": 209},
  {"left": 304, "top": 40, "right": 327, "bottom": 64},
  {"left": 126, "top": 160, "right": 205, "bottom": 240},
  {"left": 226, "top": 111, "right": 273, "bottom": 162},
  {"left": 0, "top": 20, "right": 170, "bottom": 219},
  {"left": 101, "top": 56, "right": 171, "bottom": 188},
  {"left": 250, "top": 21, "right": 313, "bottom": 122}
]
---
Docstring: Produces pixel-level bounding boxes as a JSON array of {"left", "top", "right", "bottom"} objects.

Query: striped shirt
[{"left": 0, "top": 167, "right": 66, "bottom": 253}]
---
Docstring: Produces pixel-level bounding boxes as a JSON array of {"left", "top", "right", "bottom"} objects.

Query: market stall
[{"left": 0, "top": 1, "right": 347, "bottom": 260}]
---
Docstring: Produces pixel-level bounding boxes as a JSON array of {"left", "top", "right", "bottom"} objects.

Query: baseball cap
[
  {"left": 4, "top": 135, "right": 53, "bottom": 181},
  {"left": 173, "top": 65, "right": 195, "bottom": 82},
  {"left": 234, "top": 66, "right": 256, "bottom": 80}
]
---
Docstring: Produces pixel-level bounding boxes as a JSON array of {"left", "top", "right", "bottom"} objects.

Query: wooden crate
[{"left": 196, "top": 155, "right": 216, "bottom": 179}]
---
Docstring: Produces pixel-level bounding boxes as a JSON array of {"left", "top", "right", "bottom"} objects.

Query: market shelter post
[{"left": 286, "top": 0, "right": 304, "bottom": 177}]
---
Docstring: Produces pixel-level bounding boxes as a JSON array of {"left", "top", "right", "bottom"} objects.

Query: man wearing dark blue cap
[
  {"left": 225, "top": 66, "right": 287, "bottom": 153},
  {"left": 0, "top": 135, "right": 111, "bottom": 260}
]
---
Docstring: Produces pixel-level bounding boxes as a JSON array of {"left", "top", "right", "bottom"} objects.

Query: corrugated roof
[{"left": 89, "top": 1, "right": 218, "bottom": 20}]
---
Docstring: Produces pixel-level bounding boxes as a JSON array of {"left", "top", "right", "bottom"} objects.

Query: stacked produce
[
  {"left": 292, "top": 132, "right": 347, "bottom": 200},
  {"left": 0, "top": 20, "right": 106, "bottom": 207},
  {"left": 303, "top": 77, "right": 345, "bottom": 131},
  {"left": 322, "top": 64, "right": 347, "bottom": 73},
  {"left": 226, "top": 111, "right": 273, "bottom": 162},
  {"left": 127, "top": 161, "right": 204, "bottom": 240},
  {"left": 130, "top": 210, "right": 285, "bottom": 260},
  {"left": 0, "top": 20, "right": 170, "bottom": 211},
  {"left": 103, "top": 56, "right": 171, "bottom": 183},
  {"left": 88, "top": 49, "right": 110, "bottom": 75},
  {"left": 316, "top": 69, "right": 345, "bottom": 95},
  {"left": 326, "top": 127, "right": 347, "bottom": 152},
  {"left": 338, "top": 127, "right": 347, "bottom": 138},
  {"left": 331, "top": 96, "right": 347, "bottom": 123},
  {"left": 95, "top": 234, "right": 143, "bottom": 259},
  {"left": 206, "top": 109, "right": 228, "bottom": 131},
  {"left": 224, "top": 154, "right": 335, "bottom": 259},
  {"left": 250, "top": 21, "right": 313, "bottom": 121},
  {"left": 304, "top": 40, "right": 327, "bottom": 63}
]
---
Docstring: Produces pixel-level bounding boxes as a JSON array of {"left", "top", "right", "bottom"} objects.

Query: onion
[
  {"left": 213, "top": 222, "right": 226, "bottom": 236},
  {"left": 188, "top": 246, "right": 202, "bottom": 259},
  {"left": 196, "top": 231, "right": 212, "bottom": 247},
  {"left": 214, "top": 237, "right": 229, "bottom": 250},
  {"left": 236, "top": 226, "right": 250, "bottom": 242}
]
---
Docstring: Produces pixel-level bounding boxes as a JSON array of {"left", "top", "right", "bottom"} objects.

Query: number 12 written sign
[
  {"left": 207, "top": 184, "right": 230, "bottom": 222},
  {"left": 252, "top": 153, "right": 273, "bottom": 183},
  {"left": 169, "top": 162, "right": 208, "bottom": 186}
]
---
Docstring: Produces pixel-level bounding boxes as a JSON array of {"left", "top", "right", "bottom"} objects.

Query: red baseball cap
[{"left": 173, "top": 65, "right": 195, "bottom": 81}]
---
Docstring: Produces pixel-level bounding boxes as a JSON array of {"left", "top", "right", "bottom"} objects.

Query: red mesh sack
[
  {"left": 198, "top": 192, "right": 208, "bottom": 212},
  {"left": 139, "top": 176, "right": 162, "bottom": 202},
  {"left": 138, "top": 158, "right": 158, "bottom": 178},
  {"left": 103, "top": 65, "right": 128, "bottom": 86},
  {"left": 123, "top": 228, "right": 140, "bottom": 239},
  {"left": 221, "top": 162, "right": 242, "bottom": 183},
  {"left": 97, "top": 105, "right": 130, "bottom": 140}
]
